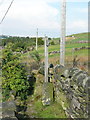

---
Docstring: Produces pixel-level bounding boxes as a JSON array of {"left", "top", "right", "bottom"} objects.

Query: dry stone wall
[{"left": 54, "top": 65, "right": 89, "bottom": 118}]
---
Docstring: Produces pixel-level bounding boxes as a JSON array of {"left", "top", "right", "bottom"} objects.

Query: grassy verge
[{"left": 34, "top": 100, "right": 67, "bottom": 118}]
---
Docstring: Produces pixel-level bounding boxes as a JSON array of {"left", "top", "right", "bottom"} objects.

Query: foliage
[
  {"left": 38, "top": 37, "right": 44, "bottom": 45},
  {"left": 30, "top": 51, "right": 41, "bottom": 64},
  {"left": 2, "top": 43, "right": 31, "bottom": 101},
  {"left": 0, "top": 36, "right": 45, "bottom": 52},
  {"left": 1, "top": 36, "right": 36, "bottom": 51},
  {"left": 50, "top": 40, "right": 55, "bottom": 45}
]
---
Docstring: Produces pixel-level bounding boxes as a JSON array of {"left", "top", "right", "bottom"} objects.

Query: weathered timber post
[
  {"left": 42, "top": 36, "right": 53, "bottom": 106},
  {"left": 45, "top": 36, "right": 49, "bottom": 82},
  {"left": 60, "top": 0, "right": 66, "bottom": 66},
  {"left": 36, "top": 28, "right": 38, "bottom": 51}
]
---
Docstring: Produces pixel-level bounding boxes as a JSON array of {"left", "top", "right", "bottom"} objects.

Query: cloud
[
  {"left": 67, "top": 20, "right": 88, "bottom": 34},
  {"left": 0, "top": 0, "right": 88, "bottom": 37},
  {"left": 70, "top": 20, "right": 87, "bottom": 28},
  {"left": 67, "top": 0, "right": 89, "bottom": 2},
  {"left": 1, "top": 0, "right": 59, "bottom": 29},
  {"left": 0, "top": 0, "right": 12, "bottom": 20},
  {"left": 0, "top": 0, "right": 60, "bottom": 37},
  {"left": 45, "top": 0, "right": 89, "bottom": 2},
  {"left": 76, "top": 8, "right": 88, "bottom": 13}
]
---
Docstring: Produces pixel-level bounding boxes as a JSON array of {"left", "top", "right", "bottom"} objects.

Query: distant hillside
[
  {"left": 53, "top": 32, "right": 88, "bottom": 43},
  {"left": 67, "top": 32, "right": 88, "bottom": 41},
  {"left": 0, "top": 35, "right": 9, "bottom": 39},
  {"left": 67, "top": 32, "right": 88, "bottom": 37}
]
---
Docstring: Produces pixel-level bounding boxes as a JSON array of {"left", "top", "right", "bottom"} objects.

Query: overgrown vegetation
[
  {"left": 30, "top": 51, "right": 41, "bottom": 64},
  {"left": 0, "top": 32, "right": 89, "bottom": 118},
  {"left": 2, "top": 43, "right": 32, "bottom": 101},
  {"left": 0, "top": 36, "right": 44, "bottom": 52}
]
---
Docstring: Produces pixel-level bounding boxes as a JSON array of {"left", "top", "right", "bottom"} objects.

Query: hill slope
[{"left": 53, "top": 32, "right": 88, "bottom": 43}]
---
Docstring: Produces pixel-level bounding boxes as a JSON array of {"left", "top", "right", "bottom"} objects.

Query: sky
[{"left": 0, "top": 0, "right": 89, "bottom": 37}]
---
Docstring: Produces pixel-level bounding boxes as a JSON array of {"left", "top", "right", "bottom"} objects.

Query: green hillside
[{"left": 53, "top": 32, "right": 88, "bottom": 43}]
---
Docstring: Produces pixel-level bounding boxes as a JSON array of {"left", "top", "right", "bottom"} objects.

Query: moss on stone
[{"left": 55, "top": 87, "right": 70, "bottom": 111}]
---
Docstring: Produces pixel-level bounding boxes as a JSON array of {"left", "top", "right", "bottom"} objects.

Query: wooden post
[
  {"left": 44, "top": 36, "right": 48, "bottom": 82},
  {"left": 36, "top": 28, "right": 38, "bottom": 51},
  {"left": 60, "top": 0, "right": 66, "bottom": 66}
]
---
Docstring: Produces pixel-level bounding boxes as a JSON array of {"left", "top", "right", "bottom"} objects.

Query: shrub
[
  {"left": 30, "top": 51, "right": 41, "bottom": 64},
  {"left": 2, "top": 43, "right": 31, "bottom": 101},
  {"left": 50, "top": 41, "right": 55, "bottom": 45}
]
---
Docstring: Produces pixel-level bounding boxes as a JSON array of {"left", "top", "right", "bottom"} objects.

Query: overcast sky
[{"left": 0, "top": 0, "right": 88, "bottom": 37}]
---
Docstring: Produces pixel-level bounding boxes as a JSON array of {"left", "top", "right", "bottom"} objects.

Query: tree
[
  {"left": 50, "top": 41, "right": 55, "bottom": 45},
  {"left": 38, "top": 37, "right": 44, "bottom": 45}
]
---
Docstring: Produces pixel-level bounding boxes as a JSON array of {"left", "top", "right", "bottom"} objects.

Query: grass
[
  {"left": 33, "top": 99, "right": 67, "bottom": 118},
  {"left": 9, "top": 32, "right": 88, "bottom": 72},
  {"left": 19, "top": 40, "right": 88, "bottom": 71},
  {"left": 35, "top": 40, "right": 88, "bottom": 71},
  {"left": 37, "top": 42, "right": 88, "bottom": 54},
  {"left": 53, "top": 32, "right": 88, "bottom": 43},
  {"left": 25, "top": 73, "right": 67, "bottom": 118},
  {"left": 37, "top": 42, "right": 88, "bottom": 62}
]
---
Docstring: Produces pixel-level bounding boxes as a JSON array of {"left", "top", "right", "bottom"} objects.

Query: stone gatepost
[{"left": 42, "top": 36, "right": 53, "bottom": 106}]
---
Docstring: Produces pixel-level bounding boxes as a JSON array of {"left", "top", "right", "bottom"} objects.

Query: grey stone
[
  {"left": 68, "top": 67, "right": 80, "bottom": 77},
  {"left": 82, "top": 76, "right": 88, "bottom": 88},
  {"left": 71, "top": 71, "right": 83, "bottom": 82},
  {"left": 42, "top": 82, "right": 53, "bottom": 106},
  {"left": 38, "top": 63, "right": 44, "bottom": 75},
  {"left": 64, "top": 69, "right": 69, "bottom": 78},
  {"left": 54, "top": 64, "right": 66, "bottom": 75},
  {"left": 54, "top": 66, "right": 89, "bottom": 118},
  {"left": 54, "top": 74, "right": 61, "bottom": 81},
  {"left": 2, "top": 101, "right": 16, "bottom": 119},
  {"left": 76, "top": 73, "right": 87, "bottom": 88},
  {"left": 70, "top": 97, "right": 80, "bottom": 110}
]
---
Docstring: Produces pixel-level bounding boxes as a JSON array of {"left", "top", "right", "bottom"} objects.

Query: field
[
  {"left": 32, "top": 32, "right": 89, "bottom": 71},
  {"left": 18, "top": 32, "right": 89, "bottom": 73}
]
